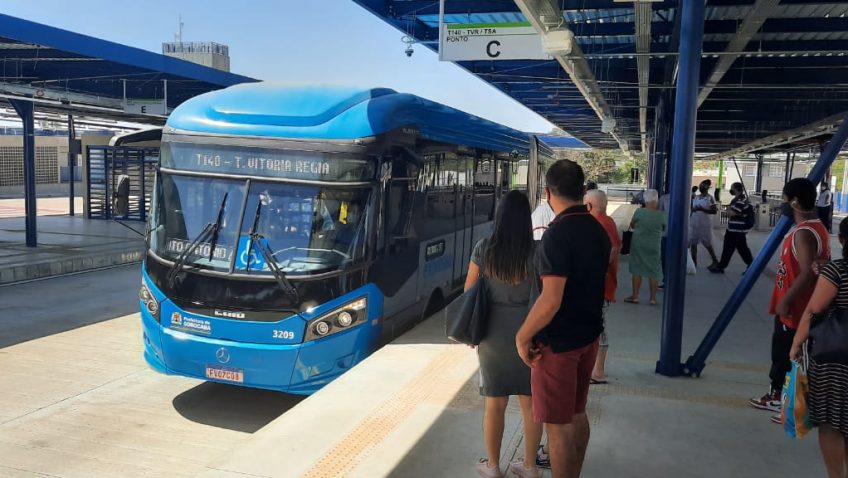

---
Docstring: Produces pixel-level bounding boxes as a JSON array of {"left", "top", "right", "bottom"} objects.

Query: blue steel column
[
  {"left": 684, "top": 114, "right": 848, "bottom": 376},
  {"left": 656, "top": 0, "right": 705, "bottom": 377},
  {"left": 68, "top": 114, "right": 76, "bottom": 216},
  {"left": 10, "top": 99, "right": 37, "bottom": 247}
]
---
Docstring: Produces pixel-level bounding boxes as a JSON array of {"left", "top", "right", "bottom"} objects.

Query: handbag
[
  {"left": 444, "top": 271, "right": 488, "bottom": 346},
  {"left": 620, "top": 230, "right": 633, "bottom": 255},
  {"left": 809, "top": 307, "right": 848, "bottom": 364}
]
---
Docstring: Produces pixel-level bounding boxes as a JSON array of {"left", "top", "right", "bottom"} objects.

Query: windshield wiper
[
  {"left": 166, "top": 193, "right": 229, "bottom": 286},
  {"left": 246, "top": 201, "right": 299, "bottom": 299},
  {"left": 206, "top": 192, "right": 229, "bottom": 261}
]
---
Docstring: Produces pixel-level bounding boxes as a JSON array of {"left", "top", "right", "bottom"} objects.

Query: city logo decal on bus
[{"left": 169, "top": 312, "right": 212, "bottom": 335}]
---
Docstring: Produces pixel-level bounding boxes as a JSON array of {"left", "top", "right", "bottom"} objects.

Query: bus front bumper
[{"left": 141, "top": 308, "right": 375, "bottom": 395}]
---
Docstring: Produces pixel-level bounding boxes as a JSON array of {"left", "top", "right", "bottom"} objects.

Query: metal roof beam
[
  {"left": 697, "top": 0, "right": 780, "bottom": 108},
  {"left": 703, "top": 111, "right": 848, "bottom": 161},
  {"left": 515, "top": 0, "right": 636, "bottom": 153}
]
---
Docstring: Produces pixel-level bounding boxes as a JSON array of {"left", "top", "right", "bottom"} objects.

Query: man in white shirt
[
  {"left": 531, "top": 201, "right": 555, "bottom": 241},
  {"left": 817, "top": 182, "right": 833, "bottom": 233}
]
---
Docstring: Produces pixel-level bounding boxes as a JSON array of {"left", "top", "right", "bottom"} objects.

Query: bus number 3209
[{"left": 272, "top": 330, "right": 295, "bottom": 340}]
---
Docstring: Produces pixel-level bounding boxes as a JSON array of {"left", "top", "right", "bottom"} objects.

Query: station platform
[
  {"left": 200, "top": 240, "right": 826, "bottom": 477},
  {"left": 0, "top": 213, "right": 144, "bottom": 285},
  {"left": 0, "top": 204, "right": 841, "bottom": 477}
]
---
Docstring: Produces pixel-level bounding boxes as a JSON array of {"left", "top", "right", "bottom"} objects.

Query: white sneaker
[
  {"left": 476, "top": 459, "right": 503, "bottom": 478},
  {"left": 509, "top": 459, "right": 541, "bottom": 478}
]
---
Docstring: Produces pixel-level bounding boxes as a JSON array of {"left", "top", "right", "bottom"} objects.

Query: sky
[{"left": 2, "top": 0, "right": 555, "bottom": 133}]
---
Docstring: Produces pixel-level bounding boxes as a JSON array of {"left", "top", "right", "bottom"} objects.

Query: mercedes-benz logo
[{"left": 215, "top": 347, "right": 230, "bottom": 364}]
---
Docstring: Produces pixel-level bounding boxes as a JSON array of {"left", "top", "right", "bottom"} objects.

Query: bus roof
[{"left": 165, "top": 83, "right": 534, "bottom": 155}]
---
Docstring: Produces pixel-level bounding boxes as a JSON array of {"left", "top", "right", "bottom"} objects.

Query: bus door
[{"left": 452, "top": 156, "right": 474, "bottom": 286}]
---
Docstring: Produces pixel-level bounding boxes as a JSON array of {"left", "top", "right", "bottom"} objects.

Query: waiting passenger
[
  {"left": 689, "top": 179, "right": 720, "bottom": 268},
  {"left": 624, "top": 189, "right": 666, "bottom": 306},
  {"left": 709, "top": 182, "right": 754, "bottom": 274},
  {"left": 531, "top": 201, "right": 554, "bottom": 241},
  {"left": 750, "top": 178, "right": 830, "bottom": 423},
  {"left": 516, "top": 159, "right": 610, "bottom": 478},
  {"left": 817, "top": 182, "right": 833, "bottom": 233},
  {"left": 790, "top": 216, "right": 848, "bottom": 477},
  {"left": 585, "top": 190, "right": 621, "bottom": 384},
  {"left": 465, "top": 190, "right": 542, "bottom": 478}
]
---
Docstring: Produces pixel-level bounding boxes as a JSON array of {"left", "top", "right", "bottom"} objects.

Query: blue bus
[{"left": 133, "top": 84, "right": 553, "bottom": 395}]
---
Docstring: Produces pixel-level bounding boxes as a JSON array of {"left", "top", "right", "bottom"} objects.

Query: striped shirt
[
  {"left": 820, "top": 260, "right": 848, "bottom": 308},
  {"left": 726, "top": 195, "right": 753, "bottom": 233}
]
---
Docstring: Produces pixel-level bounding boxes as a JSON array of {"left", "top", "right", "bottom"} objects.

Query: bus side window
[{"left": 385, "top": 156, "right": 418, "bottom": 253}]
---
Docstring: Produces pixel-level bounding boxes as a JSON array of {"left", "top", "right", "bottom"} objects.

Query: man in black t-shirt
[{"left": 516, "top": 159, "right": 610, "bottom": 478}]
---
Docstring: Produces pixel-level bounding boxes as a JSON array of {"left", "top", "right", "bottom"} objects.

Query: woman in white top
[{"left": 690, "top": 179, "right": 720, "bottom": 268}]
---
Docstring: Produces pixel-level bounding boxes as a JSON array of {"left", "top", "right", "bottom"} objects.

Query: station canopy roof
[
  {"left": 0, "top": 13, "right": 256, "bottom": 125},
  {"left": 353, "top": 1, "right": 848, "bottom": 158}
]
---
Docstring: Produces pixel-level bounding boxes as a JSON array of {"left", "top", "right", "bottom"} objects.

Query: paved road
[
  {"left": 0, "top": 264, "right": 140, "bottom": 348},
  {"left": 0, "top": 266, "right": 303, "bottom": 477}
]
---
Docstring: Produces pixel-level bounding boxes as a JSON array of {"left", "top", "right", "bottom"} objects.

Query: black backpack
[{"left": 740, "top": 201, "right": 755, "bottom": 229}]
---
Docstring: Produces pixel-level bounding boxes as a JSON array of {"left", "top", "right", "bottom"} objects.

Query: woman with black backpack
[{"left": 709, "top": 182, "right": 755, "bottom": 274}]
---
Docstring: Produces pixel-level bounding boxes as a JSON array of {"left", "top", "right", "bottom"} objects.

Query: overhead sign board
[
  {"left": 439, "top": 22, "right": 551, "bottom": 61},
  {"left": 123, "top": 98, "right": 166, "bottom": 115}
]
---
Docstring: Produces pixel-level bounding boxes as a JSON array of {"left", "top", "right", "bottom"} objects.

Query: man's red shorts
[{"left": 531, "top": 339, "right": 599, "bottom": 424}]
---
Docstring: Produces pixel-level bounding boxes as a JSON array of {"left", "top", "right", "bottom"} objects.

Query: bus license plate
[{"left": 205, "top": 365, "right": 244, "bottom": 383}]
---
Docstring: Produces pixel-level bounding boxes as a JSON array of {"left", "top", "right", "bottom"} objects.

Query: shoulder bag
[
  {"left": 444, "top": 271, "right": 488, "bottom": 346},
  {"left": 809, "top": 307, "right": 848, "bottom": 364},
  {"left": 809, "top": 261, "right": 848, "bottom": 364}
]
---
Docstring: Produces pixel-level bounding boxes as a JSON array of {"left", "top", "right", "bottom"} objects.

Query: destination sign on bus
[{"left": 162, "top": 142, "right": 376, "bottom": 182}]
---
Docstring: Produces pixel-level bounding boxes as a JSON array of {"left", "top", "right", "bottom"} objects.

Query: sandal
[
  {"left": 649, "top": 300, "right": 658, "bottom": 306},
  {"left": 623, "top": 297, "right": 639, "bottom": 304},
  {"left": 590, "top": 378, "right": 608, "bottom": 385}
]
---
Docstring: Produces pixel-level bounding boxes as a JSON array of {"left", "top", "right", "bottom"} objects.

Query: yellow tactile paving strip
[{"left": 300, "top": 346, "right": 471, "bottom": 478}]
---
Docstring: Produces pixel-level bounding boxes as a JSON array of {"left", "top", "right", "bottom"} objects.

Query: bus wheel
[{"left": 421, "top": 289, "right": 444, "bottom": 322}]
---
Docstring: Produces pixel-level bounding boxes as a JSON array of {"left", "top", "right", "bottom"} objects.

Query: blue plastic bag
[{"left": 781, "top": 359, "right": 811, "bottom": 439}]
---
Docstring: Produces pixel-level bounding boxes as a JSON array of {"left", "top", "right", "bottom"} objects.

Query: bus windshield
[{"left": 149, "top": 173, "right": 373, "bottom": 276}]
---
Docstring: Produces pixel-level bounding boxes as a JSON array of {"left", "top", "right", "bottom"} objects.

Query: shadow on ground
[{"left": 172, "top": 381, "right": 305, "bottom": 433}]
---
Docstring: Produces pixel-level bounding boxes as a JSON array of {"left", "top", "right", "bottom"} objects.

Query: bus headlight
[
  {"left": 314, "top": 321, "right": 331, "bottom": 336},
  {"left": 140, "top": 283, "right": 161, "bottom": 322},
  {"left": 304, "top": 296, "right": 368, "bottom": 342},
  {"left": 337, "top": 311, "right": 354, "bottom": 327}
]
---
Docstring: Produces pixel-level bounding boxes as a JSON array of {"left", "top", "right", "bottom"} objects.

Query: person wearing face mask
[
  {"left": 708, "top": 182, "right": 755, "bottom": 274},
  {"left": 689, "top": 179, "right": 720, "bottom": 268},
  {"left": 749, "top": 178, "right": 831, "bottom": 424}
]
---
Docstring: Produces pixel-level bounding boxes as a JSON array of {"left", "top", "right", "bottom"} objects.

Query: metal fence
[{"left": 87, "top": 146, "right": 158, "bottom": 221}]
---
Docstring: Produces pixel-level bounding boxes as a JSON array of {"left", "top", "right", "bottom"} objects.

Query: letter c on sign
[{"left": 487, "top": 40, "right": 501, "bottom": 58}]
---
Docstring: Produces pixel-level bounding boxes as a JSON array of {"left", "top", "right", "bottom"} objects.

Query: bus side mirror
[{"left": 113, "top": 174, "right": 130, "bottom": 217}]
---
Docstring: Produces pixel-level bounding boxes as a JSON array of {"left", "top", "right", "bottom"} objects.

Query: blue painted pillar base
[{"left": 9, "top": 99, "right": 37, "bottom": 247}]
